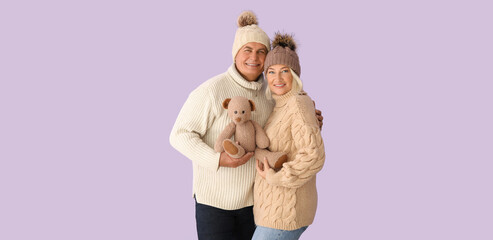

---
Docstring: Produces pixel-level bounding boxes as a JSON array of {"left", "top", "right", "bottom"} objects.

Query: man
[{"left": 170, "top": 11, "right": 322, "bottom": 240}]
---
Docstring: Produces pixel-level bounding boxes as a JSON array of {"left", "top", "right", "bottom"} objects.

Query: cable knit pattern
[{"left": 253, "top": 89, "right": 325, "bottom": 230}]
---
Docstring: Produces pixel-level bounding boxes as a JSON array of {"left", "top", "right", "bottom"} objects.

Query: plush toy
[{"left": 214, "top": 96, "right": 288, "bottom": 170}]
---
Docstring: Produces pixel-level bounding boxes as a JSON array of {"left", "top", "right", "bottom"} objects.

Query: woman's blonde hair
[{"left": 265, "top": 68, "right": 303, "bottom": 100}]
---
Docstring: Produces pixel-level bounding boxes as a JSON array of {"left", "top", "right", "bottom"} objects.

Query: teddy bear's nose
[{"left": 235, "top": 117, "right": 242, "bottom": 122}]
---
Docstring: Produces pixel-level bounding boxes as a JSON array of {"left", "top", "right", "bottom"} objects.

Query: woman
[{"left": 252, "top": 33, "right": 325, "bottom": 240}]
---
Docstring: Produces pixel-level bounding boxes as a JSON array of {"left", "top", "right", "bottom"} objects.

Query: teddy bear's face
[{"left": 223, "top": 96, "right": 255, "bottom": 125}]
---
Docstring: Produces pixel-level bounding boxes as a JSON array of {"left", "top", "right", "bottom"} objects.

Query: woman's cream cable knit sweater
[{"left": 253, "top": 89, "right": 325, "bottom": 230}]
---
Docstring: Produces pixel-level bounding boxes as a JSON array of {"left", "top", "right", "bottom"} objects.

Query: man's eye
[
  {"left": 234, "top": 111, "right": 238, "bottom": 114},
  {"left": 268, "top": 71, "right": 274, "bottom": 74},
  {"left": 242, "top": 111, "right": 245, "bottom": 114}
]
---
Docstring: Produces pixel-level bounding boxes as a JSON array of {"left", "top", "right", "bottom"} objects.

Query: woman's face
[{"left": 266, "top": 64, "right": 293, "bottom": 96}]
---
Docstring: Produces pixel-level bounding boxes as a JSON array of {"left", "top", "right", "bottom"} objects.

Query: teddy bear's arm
[
  {"left": 214, "top": 122, "right": 236, "bottom": 152},
  {"left": 252, "top": 120, "right": 269, "bottom": 149}
]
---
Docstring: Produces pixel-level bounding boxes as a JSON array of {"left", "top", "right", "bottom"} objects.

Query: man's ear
[
  {"left": 223, "top": 98, "right": 231, "bottom": 109},
  {"left": 249, "top": 99, "right": 256, "bottom": 111}
]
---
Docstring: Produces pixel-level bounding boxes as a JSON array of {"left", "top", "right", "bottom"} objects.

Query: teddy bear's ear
[
  {"left": 249, "top": 99, "right": 256, "bottom": 111},
  {"left": 223, "top": 98, "right": 232, "bottom": 109}
]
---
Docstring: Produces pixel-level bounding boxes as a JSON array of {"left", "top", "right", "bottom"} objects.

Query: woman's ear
[
  {"left": 249, "top": 99, "right": 256, "bottom": 111},
  {"left": 222, "top": 98, "right": 231, "bottom": 109}
]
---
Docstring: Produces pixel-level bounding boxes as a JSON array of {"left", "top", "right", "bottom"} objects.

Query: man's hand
[
  {"left": 219, "top": 152, "right": 253, "bottom": 168},
  {"left": 313, "top": 101, "right": 323, "bottom": 130}
]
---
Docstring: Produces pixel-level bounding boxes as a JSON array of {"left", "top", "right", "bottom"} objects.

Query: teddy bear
[{"left": 214, "top": 96, "right": 288, "bottom": 170}]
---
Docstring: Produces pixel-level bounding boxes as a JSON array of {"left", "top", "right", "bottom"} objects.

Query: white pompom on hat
[{"left": 232, "top": 11, "right": 271, "bottom": 61}]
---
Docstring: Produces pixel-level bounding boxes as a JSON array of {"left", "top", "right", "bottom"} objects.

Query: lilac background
[{"left": 1, "top": 0, "right": 492, "bottom": 239}]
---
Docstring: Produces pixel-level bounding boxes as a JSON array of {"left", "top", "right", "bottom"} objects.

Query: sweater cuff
[{"left": 203, "top": 151, "right": 221, "bottom": 172}]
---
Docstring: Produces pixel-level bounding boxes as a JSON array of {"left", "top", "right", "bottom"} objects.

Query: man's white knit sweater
[{"left": 169, "top": 64, "right": 274, "bottom": 210}]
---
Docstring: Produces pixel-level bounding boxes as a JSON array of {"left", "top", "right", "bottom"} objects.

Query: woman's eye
[
  {"left": 242, "top": 111, "right": 245, "bottom": 114},
  {"left": 234, "top": 111, "right": 238, "bottom": 114},
  {"left": 268, "top": 71, "right": 274, "bottom": 74}
]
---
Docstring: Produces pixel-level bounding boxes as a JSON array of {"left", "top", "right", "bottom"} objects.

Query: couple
[{"left": 170, "top": 11, "right": 325, "bottom": 240}]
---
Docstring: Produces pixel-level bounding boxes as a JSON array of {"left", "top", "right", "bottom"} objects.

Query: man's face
[{"left": 234, "top": 42, "right": 268, "bottom": 82}]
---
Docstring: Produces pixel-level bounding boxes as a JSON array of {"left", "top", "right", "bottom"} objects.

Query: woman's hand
[{"left": 256, "top": 157, "right": 271, "bottom": 179}]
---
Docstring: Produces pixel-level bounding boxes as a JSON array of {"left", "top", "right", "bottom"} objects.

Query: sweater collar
[
  {"left": 227, "top": 64, "right": 264, "bottom": 91},
  {"left": 272, "top": 89, "right": 296, "bottom": 108}
]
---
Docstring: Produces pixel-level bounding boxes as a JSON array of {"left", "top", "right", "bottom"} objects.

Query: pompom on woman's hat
[
  {"left": 232, "top": 11, "right": 271, "bottom": 61},
  {"left": 264, "top": 32, "right": 301, "bottom": 76}
]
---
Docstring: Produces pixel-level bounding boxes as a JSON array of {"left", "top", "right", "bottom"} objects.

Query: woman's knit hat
[
  {"left": 232, "top": 11, "right": 271, "bottom": 61},
  {"left": 264, "top": 32, "right": 301, "bottom": 76}
]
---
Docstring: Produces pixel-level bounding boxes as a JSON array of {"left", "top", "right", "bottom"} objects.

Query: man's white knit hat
[{"left": 232, "top": 11, "right": 271, "bottom": 61}]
